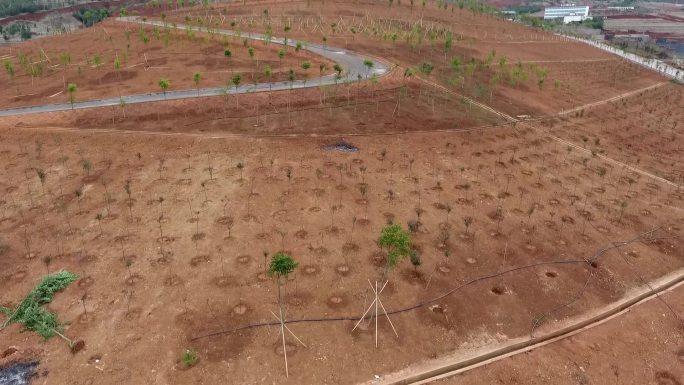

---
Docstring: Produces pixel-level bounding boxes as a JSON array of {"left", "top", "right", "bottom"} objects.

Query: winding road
[
  {"left": 0, "top": 17, "right": 390, "bottom": 117},
  {"left": 1, "top": 16, "right": 682, "bottom": 385}
]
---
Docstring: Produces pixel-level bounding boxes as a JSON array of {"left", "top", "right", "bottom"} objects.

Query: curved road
[{"left": 0, "top": 17, "right": 389, "bottom": 117}]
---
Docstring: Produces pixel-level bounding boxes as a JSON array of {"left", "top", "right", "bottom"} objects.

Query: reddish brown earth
[
  {"left": 0, "top": 119, "right": 682, "bottom": 384},
  {"left": 0, "top": 1, "right": 683, "bottom": 385},
  {"left": 0, "top": 19, "right": 334, "bottom": 108},
  {"left": 437, "top": 286, "right": 684, "bottom": 385},
  {"left": 3, "top": 71, "right": 505, "bottom": 136},
  {"left": 544, "top": 82, "right": 684, "bottom": 184},
  {"left": 163, "top": 0, "right": 663, "bottom": 117}
]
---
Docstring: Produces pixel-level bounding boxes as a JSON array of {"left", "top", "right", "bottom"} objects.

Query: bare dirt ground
[
  {"left": 0, "top": 119, "right": 682, "bottom": 384},
  {"left": 436, "top": 285, "right": 684, "bottom": 385},
  {"left": 544, "top": 82, "right": 684, "bottom": 184},
  {"left": 2, "top": 71, "right": 506, "bottom": 136},
  {"left": 0, "top": 19, "right": 334, "bottom": 108},
  {"left": 0, "top": 1, "right": 683, "bottom": 385}
]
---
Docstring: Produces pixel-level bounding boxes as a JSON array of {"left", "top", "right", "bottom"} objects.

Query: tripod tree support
[
  {"left": 268, "top": 252, "right": 299, "bottom": 377},
  {"left": 352, "top": 223, "right": 411, "bottom": 347}
]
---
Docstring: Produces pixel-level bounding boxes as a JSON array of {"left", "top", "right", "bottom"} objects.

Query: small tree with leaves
[
  {"left": 231, "top": 73, "right": 242, "bottom": 107},
  {"left": 269, "top": 252, "right": 299, "bottom": 376},
  {"left": 353, "top": 224, "right": 411, "bottom": 346},
  {"left": 264, "top": 65, "right": 273, "bottom": 89},
  {"left": 158, "top": 78, "right": 170, "bottom": 99},
  {"left": 119, "top": 97, "right": 127, "bottom": 119},
  {"left": 363, "top": 59, "right": 374, "bottom": 79},
  {"left": 3, "top": 59, "right": 15, "bottom": 82},
  {"left": 377, "top": 223, "right": 411, "bottom": 281},
  {"left": 67, "top": 83, "right": 77, "bottom": 109},
  {"left": 277, "top": 48, "right": 286, "bottom": 73},
  {"left": 193, "top": 72, "right": 202, "bottom": 96},
  {"left": 301, "top": 60, "right": 311, "bottom": 85}
]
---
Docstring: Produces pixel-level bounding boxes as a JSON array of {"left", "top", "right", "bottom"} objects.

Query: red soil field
[
  {"left": 437, "top": 285, "right": 684, "bottom": 385},
  {"left": 545, "top": 82, "right": 684, "bottom": 183},
  {"left": 0, "top": 1, "right": 682, "bottom": 384},
  {"left": 2, "top": 71, "right": 506, "bottom": 136},
  {"left": 0, "top": 19, "right": 334, "bottom": 108},
  {"left": 162, "top": 0, "right": 664, "bottom": 117}
]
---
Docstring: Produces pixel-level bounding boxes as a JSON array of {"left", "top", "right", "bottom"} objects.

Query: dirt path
[
  {"left": 557, "top": 81, "right": 668, "bottom": 116},
  {"left": 417, "top": 76, "right": 677, "bottom": 189}
]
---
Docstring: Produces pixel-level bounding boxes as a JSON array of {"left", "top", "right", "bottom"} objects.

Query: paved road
[{"left": 0, "top": 17, "right": 389, "bottom": 117}]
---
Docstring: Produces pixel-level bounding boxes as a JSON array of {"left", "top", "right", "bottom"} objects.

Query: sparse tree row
[
  {"left": 150, "top": 2, "right": 649, "bottom": 112},
  {"left": 543, "top": 83, "right": 683, "bottom": 184},
  {"left": 1, "top": 0, "right": 645, "bottom": 117},
  {"left": 1, "top": 0, "right": 682, "bottom": 380},
  {"left": 0, "top": 16, "right": 331, "bottom": 109},
  {"left": 0, "top": 118, "right": 681, "bottom": 375}
]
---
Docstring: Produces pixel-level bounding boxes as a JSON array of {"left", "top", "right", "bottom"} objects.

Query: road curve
[{"left": 0, "top": 17, "right": 390, "bottom": 117}]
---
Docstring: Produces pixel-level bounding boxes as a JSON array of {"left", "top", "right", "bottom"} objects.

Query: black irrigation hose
[
  {"left": 191, "top": 228, "right": 667, "bottom": 341},
  {"left": 191, "top": 258, "right": 585, "bottom": 341}
]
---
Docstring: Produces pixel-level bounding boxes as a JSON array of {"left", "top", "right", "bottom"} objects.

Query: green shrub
[
  {"left": 0, "top": 271, "right": 77, "bottom": 340},
  {"left": 181, "top": 350, "right": 199, "bottom": 367}
]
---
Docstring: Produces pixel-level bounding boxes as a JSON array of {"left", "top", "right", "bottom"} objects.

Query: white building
[{"left": 544, "top": 6, "right": 590, "bottom": 23}]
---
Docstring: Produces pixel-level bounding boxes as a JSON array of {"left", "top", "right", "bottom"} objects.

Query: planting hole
[
  {"left": 491, "top": 286, "right": 505, "bottom": 295},
  {"left": 335, "top": 264, "right": 350, "bottom": 276},
  {"left": 70, "top": 340, "right": 86, "bottom": 354},
  {"left": 233, "top": 304, "right": 247, "bottom": 315},
  {"left": 87, "top": 354, "right": 102, "bottom": 364},
  {"left": 2, "top": 347, "right": 18, "bottom": 358}
]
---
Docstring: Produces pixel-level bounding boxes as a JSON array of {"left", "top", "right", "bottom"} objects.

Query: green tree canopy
[
  {"left": 268, "top": 252, "right": 298, "bottom": 278},
  {"left": 378, "top": 223, "right": 411, "bottom": 271}
]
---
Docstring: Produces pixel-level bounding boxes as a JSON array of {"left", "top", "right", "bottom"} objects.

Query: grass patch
[
  {"left": 181, "top": 349, "right": 199, "bottom": 367},
  {"left": 1, "top": 271, "right": 78, "bottom": 341}
]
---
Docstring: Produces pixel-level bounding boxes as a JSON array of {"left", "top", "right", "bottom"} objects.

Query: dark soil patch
[
  {"left": 324, "top": 141, "right": 358, "bottom": 152},
  {"left": 491, "top": 286, "right": 506, "bottom": 295}
]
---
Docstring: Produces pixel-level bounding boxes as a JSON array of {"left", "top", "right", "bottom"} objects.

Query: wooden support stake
[{"left": 375, "top": 281, "right": 378, "bottom": 348}]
